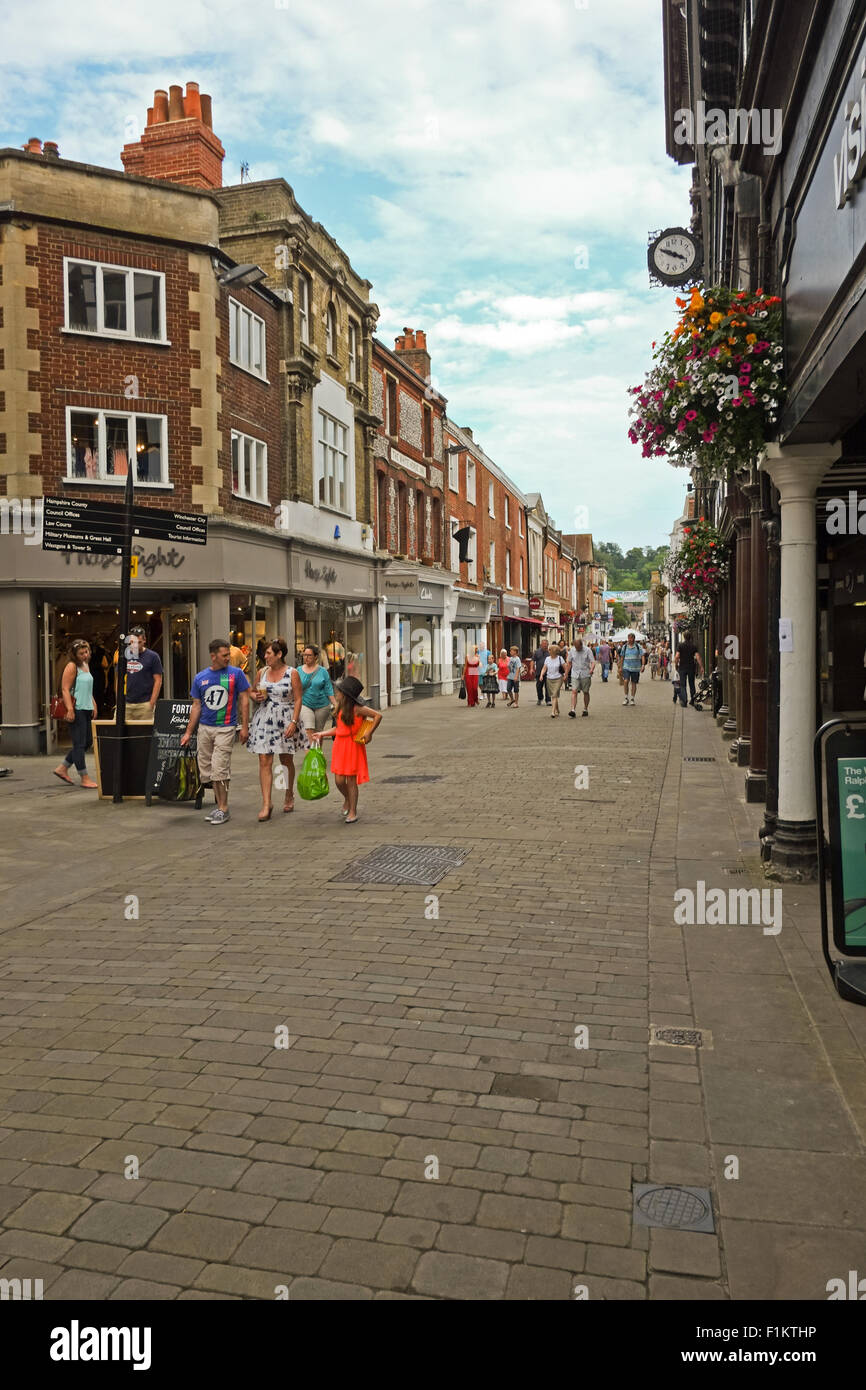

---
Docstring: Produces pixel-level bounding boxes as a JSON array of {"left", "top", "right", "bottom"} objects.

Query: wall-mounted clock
[{"left": 647, "top": 227, "right": 703, "bottom": 286}]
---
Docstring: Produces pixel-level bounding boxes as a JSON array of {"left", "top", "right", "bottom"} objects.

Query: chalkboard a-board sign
[
  {"left": 92, "top": 722, "right": 154, "bottom": 800},
  {"left": 145, "top": 700, "right": 207, "bottom": 809}
]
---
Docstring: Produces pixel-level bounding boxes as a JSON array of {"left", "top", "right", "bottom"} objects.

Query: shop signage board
[
  {"left": 815, "top": 719, "right": 866, "bottom": 1005},
  {"left": 383, "top": 575, "right": 419, "bottom": 597},
  {"left": 43, "top": 497, "right": 207, "bottom": 554},
  {"left": 145, "top": 700, "right": 206, "bottom": 809}
]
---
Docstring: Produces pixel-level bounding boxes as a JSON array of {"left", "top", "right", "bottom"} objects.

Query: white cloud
[{"left": 0, "top": 0, "right": 692, "bottom": 544}]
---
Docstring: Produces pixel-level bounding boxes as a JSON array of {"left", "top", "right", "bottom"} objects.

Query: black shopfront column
[{"left": 760, "top": 511, "right": 780, "bottom": 857}]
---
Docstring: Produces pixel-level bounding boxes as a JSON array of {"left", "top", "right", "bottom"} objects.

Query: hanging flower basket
[
  {"left": 666, "top": 518, "right": 729, "bottom": 623},
  {"left": 627, "top": 286, "right": 785, "bottom": 474}
]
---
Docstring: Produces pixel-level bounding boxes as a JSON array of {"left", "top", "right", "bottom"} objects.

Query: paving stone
[
  {"left": 377, "top": 1216, "right": 438, "bottom": 1249},
  {"left": 149, "top": 1213, "right": 248, "bottom": 1262},
  {"left": 393, "top": 1181, "right": 480, "bottom": 1225},
  {"left": 108, "top": 1278, "right": 181, "bottom": 1300},
  {"left": 232, "top": 1228, "right": 331, "bottom": 1276},
  {"left": 67, "top": 1201, "right": 169, "bottom": 1248},
  {"left": 321, "top": 1208, "right": 384, "bottom": 1240},
  {"left": 289, "top": 1277, "right": 375, "bottom": 1300},
  {"left": 194, "top": 1263, "right": 288, "bottom": 1299},
  {"left": 319, "top": 1238, "right": 419, "bottom": 1290},
  {"left": 44, "top": 1269, "right": 121, "bottom": 1300},
  {"left": 435, "top": 1223, "right": 526, "bottom": 1263},
  {"left": 235, "top": 1162, "right": 324, "bottom": 1202},
  {"left": 117, "top": 1250, "right": 206, "bottom": 1285},
  {"left": 0, "top": 1229, "right": 74, "bottom": 1262},
  {"left": 141, "top": 1148, "right": 249, "bottom": 1189},
  {"left": 9, "top": 1164, "right": 93, "bottom": 1194},
  {"left": 56, "top": 1240, "right": 129, "bottom": 1273},
  {"left": 505, "top": 1264, "right": 574, "bottom": 1300},
  {"left": 585, "top": 1243, "right": 647, "bottom": 1280},
  {"left": 312, "top": 1172, "right": 398, "bottom": 1212},
  {"left": 476, "top": 1193, "right": 562, "bottom": 1236},
  {"left": 650, "top": 1229, "right": 722, "bottom": 1278},
  {"left": 562, "top": 1204, "right": 632, "bottom": 1246},
  {"left": 412, "top": 1250, "right": 509, "bottom": 1300},
  {"left": 187, "top": 1189, "right": 276, "bottom": 1224},
  {"left": 649, "top": 1275, "right": 728, "bottom": 1300},
  {"left": 524, "top": 1234, "right": 586, "bottom": 1271},
  {"left": 4, "top": 1191, "right": 91, "bottom": 1235}
]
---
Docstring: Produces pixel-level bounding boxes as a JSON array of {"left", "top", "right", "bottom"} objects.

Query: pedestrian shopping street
[{"left": 0, "top": 675, "right": 864, "bottom": 1301}]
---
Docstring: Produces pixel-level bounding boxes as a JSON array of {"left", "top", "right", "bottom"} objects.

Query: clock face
[{"left": 650, "top": 229, "right": 700, "bottom": 283}]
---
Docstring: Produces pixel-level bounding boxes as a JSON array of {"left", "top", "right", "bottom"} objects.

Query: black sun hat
[{"left": 335, "top": 676, "right": 365, "bottom": 705}]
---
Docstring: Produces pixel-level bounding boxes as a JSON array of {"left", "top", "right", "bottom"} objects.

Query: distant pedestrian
[
  {"left": 621, "top": 632, "right": 645, "bottom": 705},
  {"left": 567, "top": 636, "right": 595, "bottom": 718},
  {"left": 482, "top": 653, "right": 500, "bottom": 707},
  {"left": 247, "top": 637, "right": 309, "bottom": 821},
  {"left": 671, "top": 659, "right": 682, "bottom": 704},
  {"left": 310, "top": 677, "right": 382, "bottom": 824},
  {"left": 463, "top": 644, "right": 481, "bottom": 707},
  {"left": 598, "top": 638, "right": 612, "bottom": 683},
  {"left": 675, "top": 630, "right": 703, "bottom": 707},
  {"left": 533, "top": 637, "right": 551, "bottom": 705},
  {"left": 506, "top": 646, "right": 522, "bottom": 707},
  {"left": 649, "top": 644, "right": 659, "bottom": 680},
  {"left": 52, "top": 638, "right": 98, "bottom": 788},
  {"left": 181, "top": 638, "right": 250, "bottom": 825},
  {"left": 298, "top": 643, "right": 337, "bottom": 734},
  {"left": 497, "top": 649, "right": 510, "bottom": 700},
  {"left": 541, "top": 643, "right": 567, "bottom": 718}
]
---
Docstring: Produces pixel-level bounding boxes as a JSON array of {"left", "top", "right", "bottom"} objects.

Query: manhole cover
[
  {"left": 331, "top": 843, "right": 468, "bottom": 886},
  {"left": 633, "top": 1184, "right": 714, "bottom": 1233},
  {"left": 381, "top": 775, "right": 442, "bottom": 784},
  {"left": 650, "top": 1026, "right": 708, "bottom": 1048},
  {"left": 722, "top": 866, "right": 747, "bottom": 875},
  {"left": 684, "top": 756, "right": 716, "bottom": 762}
]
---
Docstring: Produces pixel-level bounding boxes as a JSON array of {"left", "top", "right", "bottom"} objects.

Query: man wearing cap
[{"left": 123, "top": 627, "right": 163, "bottom": 721}]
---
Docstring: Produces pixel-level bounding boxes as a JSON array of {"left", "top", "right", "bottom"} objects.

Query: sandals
[
  {"left": 53, "top": 769, "right": 74, "bottom": 785},
  {"left": 283, "top": 798, "right": 294, "bottom": 813}
]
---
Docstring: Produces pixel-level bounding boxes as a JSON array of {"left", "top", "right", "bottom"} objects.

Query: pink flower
[{"left": 685, "top": 410, "right": 698, "bottom": 421}]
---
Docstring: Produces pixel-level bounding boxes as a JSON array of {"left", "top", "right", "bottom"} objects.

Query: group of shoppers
[
  {"left": 460, "top": 630, "right": 705, "bottom": 719},
  {"left": 51, "top": 632, "right": 382, "bottom": 822},
  {"left": 177, "top": 638, "right": 381, "bottom": 826}
]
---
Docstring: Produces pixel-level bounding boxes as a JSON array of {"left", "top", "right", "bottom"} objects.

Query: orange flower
[
  {"left": 709, "top": 312, "right": 723, "bottom": 325},
  {"left": 746, "top": 333, "right": 757, "bottom": 343}
]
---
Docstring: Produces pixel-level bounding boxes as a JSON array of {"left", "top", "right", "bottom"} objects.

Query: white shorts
[{"left": 498, "top": 679, "right": 509, "bottom": 694}]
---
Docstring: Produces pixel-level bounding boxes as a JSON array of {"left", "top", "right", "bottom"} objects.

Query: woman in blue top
[
  {"left": 53, "top": 639, "right": 98, "bottom": 787},
  {"left": 297, "top": 644, "right": 337, "bottom": 734}
]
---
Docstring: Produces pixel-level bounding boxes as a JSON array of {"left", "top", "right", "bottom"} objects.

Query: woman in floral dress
[{"left": 247, "top": 637, "right": 309, "bottom": 821}]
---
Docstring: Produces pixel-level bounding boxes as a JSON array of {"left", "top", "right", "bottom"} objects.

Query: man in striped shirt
[{"left": 181, "top": 639, "right": 250, "bottom": 825}]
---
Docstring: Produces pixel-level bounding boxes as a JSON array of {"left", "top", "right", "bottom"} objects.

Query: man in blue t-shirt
[
  {"left": 181, "top": 639, "right": 250, "bottom": 825},
  {"left": 123, "top": 627, "right": 163, "bottom": 721},
  {"left": 621, "top": 632, "right": 645, "bottom": 706}
]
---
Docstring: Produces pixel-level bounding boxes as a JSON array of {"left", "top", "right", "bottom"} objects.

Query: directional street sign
[
  {"left": 42, "top": 497, "right": 207, "bottom": 554},
  {"left": 42, "top": 497, "right": 127, "bottom": 554},
  {"left": 133, "top": 503, "right": 208, "bottom": 546}
]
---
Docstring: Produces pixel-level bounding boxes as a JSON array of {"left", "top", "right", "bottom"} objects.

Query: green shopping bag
[{"left": 297, "top": 747, "right": 330, "bottom": 800}]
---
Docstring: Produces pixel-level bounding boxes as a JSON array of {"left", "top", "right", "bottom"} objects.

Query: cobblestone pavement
[{"left": 1, "top": 673, "right": 865, "bottom": 1300}]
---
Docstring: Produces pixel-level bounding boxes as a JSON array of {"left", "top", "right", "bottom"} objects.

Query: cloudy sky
[{"left": 1, "top": 0, "right": 693, "bottom": 548}]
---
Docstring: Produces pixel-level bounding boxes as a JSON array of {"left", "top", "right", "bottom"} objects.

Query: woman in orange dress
[{"left": 309, "top": 676, "right": 382, "bottom": 824}]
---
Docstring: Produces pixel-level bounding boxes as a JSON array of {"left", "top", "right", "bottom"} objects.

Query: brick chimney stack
[
  {"left": 121, "top": 81, "right": 225, "bottom": 189},
  {"left": 394, "top": 326, "right": 431, "bottom": 382}
]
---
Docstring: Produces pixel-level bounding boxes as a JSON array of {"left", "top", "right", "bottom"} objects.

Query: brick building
[
  {"left": 0, "top": 123, "right": 291, "bottom": 754},
  {"left": 443, "top": 419, "right": 534, "bottom": 673},
  {"left": 371, "top": 331, "right": 449, "bottom": 703}
]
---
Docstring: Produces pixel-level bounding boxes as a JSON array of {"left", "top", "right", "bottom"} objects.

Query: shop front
[
  {"left": 289, "top": 547, "right": 382, "bottom": 705},
  {"left": 501, "top": 596, "right": 541, "bottom": 659},
  {"left": 446, "top": 589, "right": 494, "bottom": 685},
  {"left": 0, "top": 520, "right": 294, "bottom": 756},
  {"left": 381, "top": 570, "right": 450, "bottom": 705}
]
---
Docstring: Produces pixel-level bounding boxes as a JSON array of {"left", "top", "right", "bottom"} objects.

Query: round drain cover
[{"left": 636, "top": 1186, "right": 710, "bottom": 1228}]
